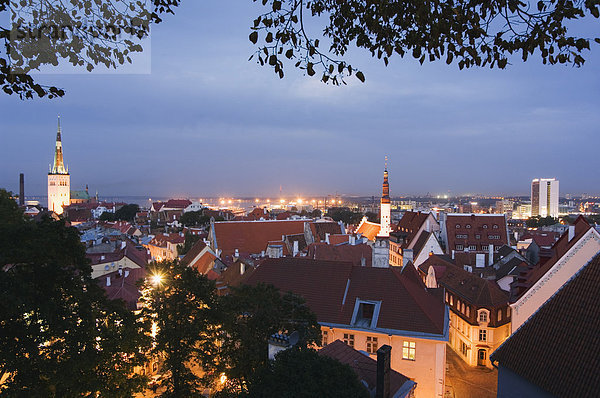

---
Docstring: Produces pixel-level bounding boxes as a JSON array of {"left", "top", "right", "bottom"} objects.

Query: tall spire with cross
[{"left": 51, "top": 115, "right": 67, "bottom": 174}]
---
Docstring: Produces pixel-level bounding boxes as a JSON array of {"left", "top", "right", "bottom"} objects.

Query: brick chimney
[{"left": 376, "top": 344, "right": 392, "bottom": 398}]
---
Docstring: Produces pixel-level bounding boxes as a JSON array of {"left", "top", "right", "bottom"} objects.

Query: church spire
[
  {"left": 51, "top": 115, "right": 67, "bottom": 174},
  {"left": 381, "top": 156, "right": 390, "bottom": 204}
]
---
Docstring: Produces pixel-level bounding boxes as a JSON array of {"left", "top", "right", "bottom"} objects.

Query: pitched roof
[
  {"left": 411, "top": 231, "right": 434, "bottom": 258},
  {"left": 100, "top": 267, "right": 146, "bottom": 311},
  {"left": 309, "top": 221, "right": 343, "bottom": 242},
  {"left": 445, "top": 213, "right": 508, "bottom": 252},
  {"left": 491, "top": 253, "right": 600, "bottom": 397},
  {"left": 307, "top": 242, "right": 372, "bottom": 267},
  {"left": 355, "top": 219, "right": 380, "bottom": 241},
  {"left": 438, "top": 263, "right": 509, "bottom": 308},
  {"left": 244, "top": 258, "right": 447, "bottom": 336},
  {"left": 328, "top": 234, "right": 350, "bottom": 246},
  {"left": 212, "top": 220, "right": 306, "bottom": 256},
  {"left": 512, "top": 216, "right": 592, "bottom": 299},
  {"left": 148, "top": 233, "right": 185, "bottom": 247},
  {"left": 87, "top": 239, "right": 148, "bottom": 268},
  {"left": 319, "top": 340, "right": 415, "bottom": 397},
  {"left": 216, "top": 260, "right": 255, "bottom": 294},
  {"left": 396, "top": 211, "right": 430, "bottom": 247}
]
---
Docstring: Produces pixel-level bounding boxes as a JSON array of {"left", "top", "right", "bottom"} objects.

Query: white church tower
[
  {"left": 378, "top": 157, "right": 391, "bottom": 237},
  {"left": 47, "top": 116, "right": 70, "bottom": 214}
]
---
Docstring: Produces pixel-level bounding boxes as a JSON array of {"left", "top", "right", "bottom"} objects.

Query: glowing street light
[{"left": 150, "top": 272, "right": 164, "bottom": 286}]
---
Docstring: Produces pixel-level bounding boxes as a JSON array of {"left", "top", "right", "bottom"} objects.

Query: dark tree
[
  {"left": 180, "top": 210, "right": 210, "bottom": 227},
  {"left": 99, "top": 211, "right": 117, "bottom": 222},
  {"left": 1, "top": 0, "right": 179, "bottom": 99},
  {"left": 217, "top": 283, "right": 320, "bottom": 394},
  {"left": 250, "top": 0, "right": 600, "bottom": 83},
  {"left": 177, "top": 233, "right": 202, "bottom": 256},
  {"left": 365, "top": 211, "right": 379, "bottom": 223},
  {"left": 326, "top": 207, "right": 363, "bottom": 225},
  {"left": 115, "top": 203, "right": 140, "bottom": 222},
  {"left": 140, "top": 261, "right": 220, "bottom": 397},
  {"left": 526, "top": 215, "right": 557, "bottom": 228},
  {"left": 246, "top": 348, "right": 369, "bottom": 398},
  {"left": 0, "top": 189, "right": 149, "bottom": 397}
]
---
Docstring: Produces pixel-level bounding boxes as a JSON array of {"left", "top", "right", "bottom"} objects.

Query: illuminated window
[
  {"left": 450, "top": 295, "right": 454, "bottom": 306},
  {"left": 506, "top": 307, "right": 511, "bottom": 318},
  {"left": 402, "top": 341, "right": 416, "bottom": 360},
  {"left": 460, "top": 341, "right": 468, "bottom": 356},
  {"left": 322, "top": 330, "right": 328, "bottom": 346},
  {"left": 479, "top": 311, "right": 488, "bottom": 323},
  {"left": 466, "top": 306, "right": 470, "bottom": 317},
  {"left": 479, "top": 329, "right": 487, "bottom": 342},
  {"left": 497, "top": 310, "right": 502, "bottom": 322},
  {"left": 445, "top": 292, "right": 449, "bottom": 302},
  {"left": 343, "top": 333, "right": 354, "bottom": 347},
  {"left": 461, "top": 303, "right": 465, "bottom": 314},
  {"left": 366, "top": 336, "right": 378, "bottom": 354}
]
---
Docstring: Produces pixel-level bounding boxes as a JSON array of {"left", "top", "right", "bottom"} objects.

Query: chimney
[
  {"left": 488, "top": 244, "right": 494, "bottom": 266},
  {"left": 568, "top": 225, "right": 575, "bottom": 241},
  {"left": 124, "top": 270, "right": 129, "bottom": 277},
  {"left": 234, "top": 248, "right": 239, "bottom": 260},
  {"left": 121, "top": 241, "right": 126, "bottom": 250},
  {"left": 360, "top": 257, "right": 366, "bottom": 267},
  {"left": 403, "top": 249, "right": 413, "bottom": 267},
  {"left": 376, "top": 345, "right": 392, "bottom": 398},
  {"left": 240, "top": 262, "right": 246, "bottom": 275},
  {"left": 106, "top": 276, "right": 111, "bottom": 286},
  {"left": 426, "top": 218, "right": 430, "bottom": 232},
  {"left": 350, "top": 235, "right": 356, "bottom": 245},
  {"left": 325, "top": 233, "right": 331, "bottom": 244},
  {"left": 293, "top": 240, "right": 299, "bottom": 257},
  {"left": 19, "top": 173, "right": 24, "bottom": 206}
]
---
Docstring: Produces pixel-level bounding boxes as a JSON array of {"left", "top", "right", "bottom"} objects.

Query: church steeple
[
  {"left": 51, "top": 115, "right": 67, "bottom": 175},
  {"left": 382, "top": 156, "right": 390, "bottom": 204}
]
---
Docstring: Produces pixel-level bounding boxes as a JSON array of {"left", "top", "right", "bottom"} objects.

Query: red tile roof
[
  {"left": 307, "top": 242, "right": 372, "bottom": 267},
  {"left": 512, "top": 216, "right": 592, "bottom": 299},
  {"left": 148, "top": 233, "right": 185, "bottom": 247},
  {"left": 520, "top": 231, "right": 560, "bottom": 248},
  {"left": 244, "top": 258, "right": 447, "bottom": 336},
  {"left": 396, "top": 211, "right": 429, "bottom": 247},
  {"left": 309, "top": 221, "right": 343, "bottom": 242},
  {"left": 100, "top": 267, "right": 146, "bottom": 310},
  {"left": 87, "top": 239, "right": 148, "bottom": 268},
  {"left": 212, "top": 220, "right": 306, "bottom": 256},
  {"left": 445, "top": 214, "right": 508, "bottom": 252},
  {"left": 491, "top": 253, "right": 600, "bottom": 397},
  {"left": 328, "top": 234, "right": 350, "bottom": 246},
  {"left": 319, "top": 340, "right": 415, "bottom": 396},
  {"left": 355, "top": 220, "right": 380, "bottom": 241}
]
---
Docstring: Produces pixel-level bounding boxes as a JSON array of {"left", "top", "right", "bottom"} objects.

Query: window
[
  {"left": 456, "top": 234, "right": 468, "bottom": 239},
  {"left": 479, "top": 329, "right": 487, "bottom": 342},
  {"left": 497, "top": 310, "right": 502, "bottom": 322},
  {"left": 366, "top": 336, "right": 378, "bottom": 354},
  {"left": 506, "top": 307, "right": 511, "bottom": 318},
  {"left": 353, "top": 301, "right": 377, "bottom": 328},
  {"left": 479, "top": 311, "right": 488, "bottom": 322},
  {"left": 456, "top": 244, "right": 463, "bottom": 251},
  {"left": 493, "top": 224, "right": 499, "bottom": 229},
  {"left": 461, "top": 303, "right": 465, "bottom": 314},
  {"left": 445, "top": 292, "right": 449, "bottom": 302},
  {"left": 468, "top": 245, "right": 477, "bottom": 251},
  {"left": 466, "top": 306, "right": 470, "bottom": 317},
  {"left": 322, "top": 330, "right": 328, "bottom": 346},
  {"left": 450, "top": 295, "right": 454, "bottom": 305},
  {"left": 483, "top": 224, "right": 488, "bottom": 229},
  {"left": 343, "top": 333, "right": 355, "bottom": 347},
  {"left": 402, "top": 341, "right": 416, "bottom": 360},
  {"left": 475, "top": 234, "right": 481, "bottom": 239},
  {"left": 455, "top": 224, "right": 461, "bottom": 229},
  {"left": 461, "top": 341, "right": 469, "bottom": 357},
  {"left": 466, "top": 224, "right": 472, "bottom": 229}
]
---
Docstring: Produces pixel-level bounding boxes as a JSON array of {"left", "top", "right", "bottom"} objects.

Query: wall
[
  {"left": 323, "top": 327, "right": 446, "bottom": 398},
  {"left": 48, "top": 174, "right": 70, "bottom": 214},
  {"left": 511, "top": 229, "right": 600, "bottom": 332}
]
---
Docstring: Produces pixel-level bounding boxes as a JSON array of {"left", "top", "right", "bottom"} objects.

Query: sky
[{"left": 1, "top": 1, "right": 599, "bottom": 198}]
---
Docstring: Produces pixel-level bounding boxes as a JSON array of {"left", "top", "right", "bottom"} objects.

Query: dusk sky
[{"left": 1, "top": 2, "right": 599, "bottom": 198}]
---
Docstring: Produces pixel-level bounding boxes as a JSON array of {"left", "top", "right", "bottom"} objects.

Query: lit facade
[
  {"left": 531, "top": 178, "right": 559, "bottom": 218},
  {"left": 47, "top": 117, "right": 70, "bottom": 214}
]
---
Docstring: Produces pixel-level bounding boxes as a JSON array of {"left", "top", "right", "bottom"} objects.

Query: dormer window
[
  {"left": 493, "top": 224, "right": 499, "bottom": 229},
  {"left": 478, "top": 310, "right": 488, "bottom": 323},
  {"left": 351, "top": 299, "right": 381, "bottom": 329},
  {"left": 483, "top": 224, "right": 488, "bottom": 229},
  {"left": 466, "top": 224, "right": 472, "bottom": 229},
  {"left": 455, "top": 224, "right": 461, "bottom": 229}
]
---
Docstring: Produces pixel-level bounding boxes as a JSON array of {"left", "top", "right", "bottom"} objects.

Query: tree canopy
[
  {"left": 0, "top": 189, "right": 149, "bottom": 397},
  {"left": 2, "top": 0, "right": 599, "bottom": 98},
  {"left": 250, "top": 0, "right": 600, "bottom": 83}
]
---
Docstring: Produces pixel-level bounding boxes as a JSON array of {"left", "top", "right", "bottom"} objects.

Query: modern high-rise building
[
  {"left": 531, "top": 178, "right": 559, "bottom": 218},
  {"left": 47, "top": 116, "right": 70, "bottom": 214}
]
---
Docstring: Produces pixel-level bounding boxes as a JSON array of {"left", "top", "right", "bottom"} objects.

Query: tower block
[{"left": 47, "top": 116, "right": 70, "bottom": 214}]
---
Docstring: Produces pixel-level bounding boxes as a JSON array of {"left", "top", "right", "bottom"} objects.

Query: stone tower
[
  {"left": 378, "top": 158, "right": 391, "bottom": 237},
  {"left": 47, "top": 116, "right": 70, "bottom": 214}
]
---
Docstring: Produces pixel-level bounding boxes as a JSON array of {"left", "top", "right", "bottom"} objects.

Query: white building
[{"left": 531, "top": 178, "right": 559, "bottom": 218}]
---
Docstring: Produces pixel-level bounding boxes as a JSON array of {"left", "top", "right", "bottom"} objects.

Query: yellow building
[{"left": 47, "top": 116, "right": 70, "bottom": 214}]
